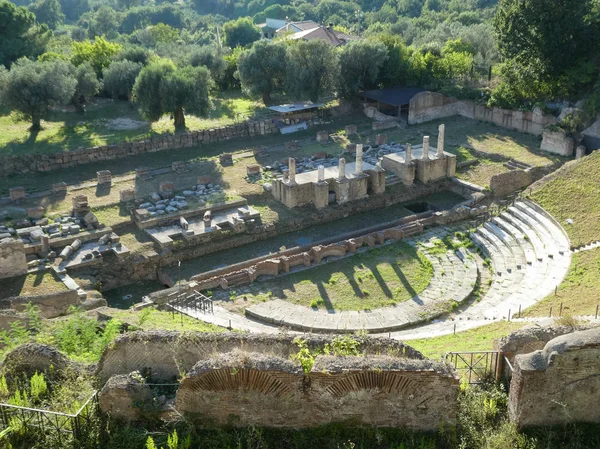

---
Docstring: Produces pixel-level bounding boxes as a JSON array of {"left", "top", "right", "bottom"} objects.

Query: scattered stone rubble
[{"left": 135, "top": 183, "right": 223, "bottom": 219}]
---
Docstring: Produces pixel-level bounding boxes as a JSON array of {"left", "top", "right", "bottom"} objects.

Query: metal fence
[
  {"left": 0, "top": 391, "right": 100, "bottom": 447},
  {"left": 445, "top": 351, "right": 513, "bottom": 385}
]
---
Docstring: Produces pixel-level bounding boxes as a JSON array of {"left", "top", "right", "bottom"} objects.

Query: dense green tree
[
  {"left": 237, "top": 40, "right": 286, "bottom": 104},
  {"left": 375, "top": 33, "right": 413, "bottom": 87},
  {"left": 189, "top": 45, "right": 226, "bottom": 82},
  {"left": 132, "top": 60, "right": 213, "bottom": 130},
  {"left": 28, "top": 0, "right": 64, "bottom": 30},
  {"left": 223, "top": 17, "right": 260, "bottom": 49},
  {"left": 103, "top": 59, "right": 142, "bottom": 101},
  {"left": 493, "top": 0, "right": 600, "bottom": 101},
  {"left": 338, "top": 39, "right": 388, "bottom": 99},
  {"left": 71, "top": 62, "right": 101, "bottom": 112},
  {"left": 71, "top": 37, "right": 123, "bottom": 76},
  {"left": 286, "top": 40, "right": 339, "bottom": 101},
  {"left": 58, "top": 0, "right": 88, "bottom": 22},
  {"left": 3, "top": 58, "right": 76, "bottom": 130},
  {"left": 148, "top": 23, "right": 180, "bottom": 44},
  {"left": 0, "top": 1, "right": 51, "bottom": 67},
  {"left": 87, "top": 6, "right": 119, "bottom": 38},
  {"left": 115, "top": 46, "right": 151, "bottom": 66}
]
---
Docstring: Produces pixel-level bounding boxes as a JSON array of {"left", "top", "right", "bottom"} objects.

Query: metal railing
[
  {"left": 0, "top": 391, "right": 100, "bottom": 447},
  {"left": 445, "top": 351, "right": 513, "bottom": 385},
  {"left": 166, "top": 289, "right": 214, "bottom": 321}
]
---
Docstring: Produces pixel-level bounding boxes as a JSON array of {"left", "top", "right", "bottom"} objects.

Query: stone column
[
  {"left": 437, "top": 124, "right": 445, "bottom": 156},
  {"left": 318, "top": 165, "right": 325, "bottom": 182},
  {"left": 405, "top": 144, "right": 412, "bottom": 163},
  {"left": 423, "top": 136, "right": 430, "bottom": 160},
  {"left": 355, "top": 144, "right": 363, "bottom": 174},
  {"left": 288, "top": 157, "right": 296, "bottom": 184},
  {"left": 338, "top": 158, "right": 346, "bottom": 180},
  {"left": 41, "top": 235, "right": 50, "bottom": 254}
]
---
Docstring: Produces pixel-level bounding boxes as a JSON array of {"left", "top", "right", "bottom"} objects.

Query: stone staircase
[{"left": 467, "top": 199, "right": 571, "bottom": 320}]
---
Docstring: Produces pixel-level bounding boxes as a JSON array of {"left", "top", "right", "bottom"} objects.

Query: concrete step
[{"left": 492, "top": 216, "right": 536, "bottom": 265}]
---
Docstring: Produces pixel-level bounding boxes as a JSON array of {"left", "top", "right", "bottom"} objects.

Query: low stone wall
[
  {"left": 509, "top": 327, "right": 600, "bottom": 427},
  {"left": 408, "top": 92, "right": 557, "bottom": 137},
  {"left": 490, "top": 170, "right": 533, "bottom": 198},
  {"left": 1, "top": 289, "right": 81, "bottom": 318},
  {"left": 180, "top": 217, "right": 425, "bottom": 294},
  {"left": 175, "top": 352, "right": 458, "bottom": 430},
  {"left": 0, "top": 120, "right": 278, "bottom": 178},
  {"left": 95, "top": 331, "right": 424, "bottom": 383}
]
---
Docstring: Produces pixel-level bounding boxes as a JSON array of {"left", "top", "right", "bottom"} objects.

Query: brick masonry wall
[
  {"left": 95, "top": 331, "right": 425, "bottom": 384},
  {"left": 0, "top": 120, "right": 278, "bottom": 178},
  {"left": 175, "top": 353, "right": 459, "bottom": 431}
]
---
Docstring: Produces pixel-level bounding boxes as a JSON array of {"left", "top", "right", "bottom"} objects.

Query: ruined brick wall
[
  {"left": 95, "top": 332, "right": 425, "bottom": 383},
  {"left": 493, "top": 324, "right": 597, "bottom": 364},
  {"left": 175, "top": 352, "right": 458, "bottom": 431},
  {"left": 0, "top": 239, "right": 27, "bottom": 280},
  {"left": 509, "top": 327, "right": 600, "bottom": 427},
  {"left": 408, "top": 92, "right": 557, "bottom": 136},
  {"left": 0, "top": 120, "right": 278, "bottom": 178}
]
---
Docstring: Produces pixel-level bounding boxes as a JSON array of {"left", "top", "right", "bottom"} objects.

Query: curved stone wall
[{"left": 95, "top": 331, "right": 424, "bottom": 383}]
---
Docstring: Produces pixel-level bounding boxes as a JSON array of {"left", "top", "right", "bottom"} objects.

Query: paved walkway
[{"left": 176, "top": 200, "right": 575, "bottom": 340}]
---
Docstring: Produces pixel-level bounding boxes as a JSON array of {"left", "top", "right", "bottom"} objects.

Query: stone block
[
  {"left": 576, "top": 145, "right": 587, "bottom": 160},
  {"left": 135, "top": 168, "right": 151, "bottom": 180},
  {"left": 219, "top": 153, "right": 233, "bottom": 165},
  {"left": 375, "top": 134, "right": 388, "bottom": 145},
  {"left": 316, "top": 131, "right": 329, "bottom": 143},
  {"left": 27, "top": 207, "right": 45, "bottom": 220},
  {"left": 96, "top": 170, "right": 112, "bottom": 186},
  {"left": 540, "top": 129, "right": 575, "bottom": 156},
  {"left": 246, "top": 164, "right": 261, "bottom": 176},
  {"left": 159, "top": 182, "right": 174, "bottom": 195},
  {"left": 172, "top": 161, "right": 186, "bottom": 172},
  {"left": 120, "top": 189, "right": 135, "bottom": 202},
  {"left": 52, "top": 182, "right": 67, "bottom": 194},
  {"left": 345, "top": 124, "right": 357, "bottom": 136},
  {"left": 9, "top": 187, "right": 25, "bottom": 202}
]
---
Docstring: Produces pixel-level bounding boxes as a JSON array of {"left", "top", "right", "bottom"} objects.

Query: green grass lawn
[
  {"left": 522, "top": 247, "right": 600, "bottom": 318},
  {"left": 106, "top": 308, "right": 226, "bottom": 333},
  {"left": 0, "top": 271, "right": 68, "bottom": 299},
  {"left": 409, "top": 320, "right": 527, "bottom": 359},
  {"left": 214, "top": 241, "right": 433, "bottom": 313},
  {"left": 0, "top": 91, "right": 265, "bottom": 156},
  {"left": 531, "top": 151, "right": 600, "bottom": 247}
]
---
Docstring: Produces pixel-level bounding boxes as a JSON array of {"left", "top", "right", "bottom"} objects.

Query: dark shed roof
[{"left": 362, "top": 87, "right": 426, "bottom": 107}]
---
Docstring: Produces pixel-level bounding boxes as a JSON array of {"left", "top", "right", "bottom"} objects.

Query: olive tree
[
  {"left": 132, "top": 60, "right": 213, "bottom": 130},
  {"left": 3, "top": 58, "right": 76, "bottom": 130}
]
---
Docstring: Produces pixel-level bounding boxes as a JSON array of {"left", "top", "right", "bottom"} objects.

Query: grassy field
[
  {"left": 214, "top": 241, "right": 433, "bottom": 313},
  {"left": 409, "top": 320, "right": 527, "bottom": 359},
  {"left": 522, "top": 247, "right": 600, "bottom": 318},
  {"left": 0, "top": 91, "right": 265, "bottom": 156},
  {"left": 105, "top": 308, "right": 225, "bottom": 332},
  {"left": 531, "top": 151, "right": 600, "bottom": 247},
  {"left": 0, "top": 271, "right": 68, "bottom": 299}
]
